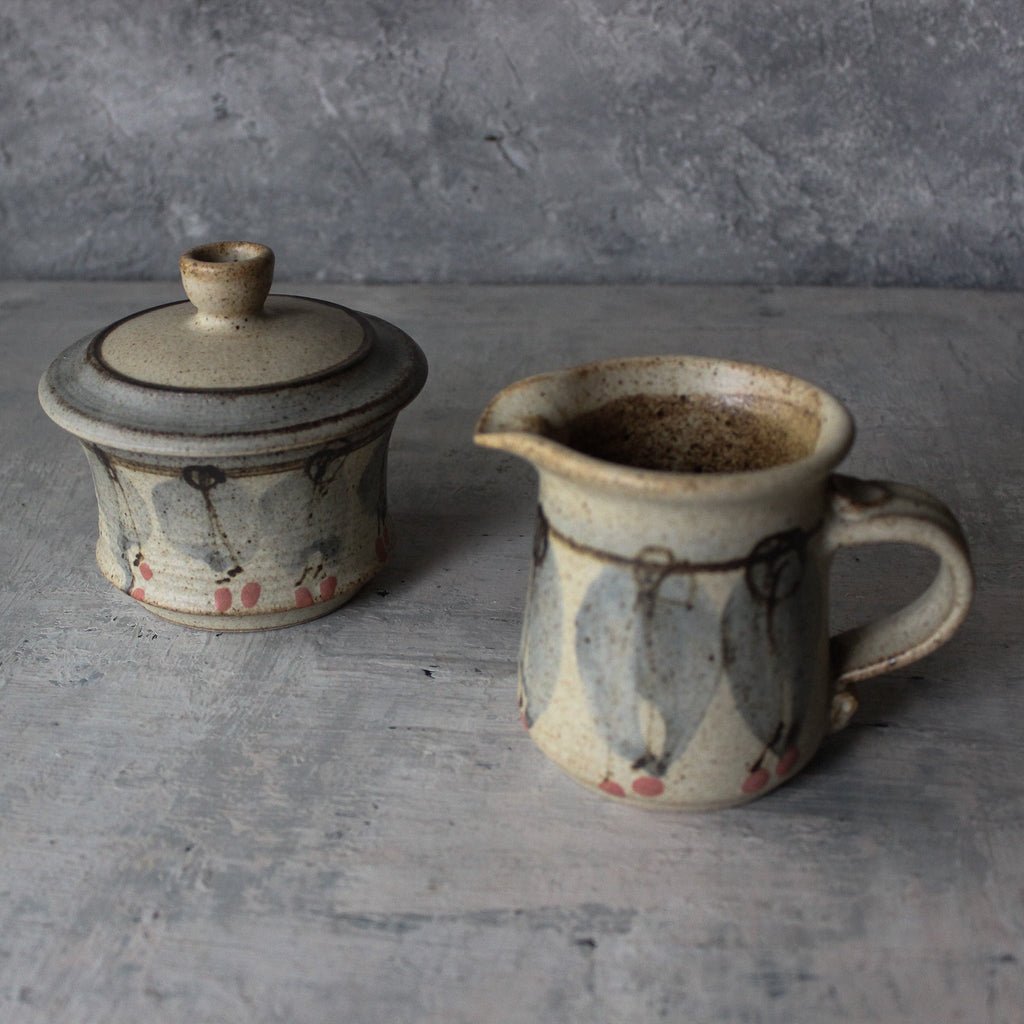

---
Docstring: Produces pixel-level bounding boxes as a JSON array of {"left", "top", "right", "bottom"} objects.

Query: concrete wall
[{"left": 3, "top": 0, "right": 1023, "bottom": 285}]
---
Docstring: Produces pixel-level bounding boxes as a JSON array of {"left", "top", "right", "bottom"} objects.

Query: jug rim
[{"left": 474, "top": 354, "right": 854, "bottom": 500}]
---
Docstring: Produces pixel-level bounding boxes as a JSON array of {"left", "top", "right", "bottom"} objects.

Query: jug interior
[{"left": 557, "top": 392, "right": 820, "bottom": 473}]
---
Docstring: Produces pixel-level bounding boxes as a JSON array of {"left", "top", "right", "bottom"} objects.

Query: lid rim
[{"left": 40, "top": 311, "right": 428, "bottom": 459}]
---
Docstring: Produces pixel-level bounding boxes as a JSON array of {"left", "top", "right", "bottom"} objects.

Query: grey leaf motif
[
  {"left": 356, "top": 436, "right": 389, "bottom": 528},
  {"left": 519, "top": 508, "right": 563, "bottom": 728},
  {"left": 259, "top": 447, "right": 349, "bottom": 585},
  {"left": 83, "top": 444, "right": 152, "bottom": 590},
  {"left": 152, "top": 465, "right": 257, "bottom": 578},
  {"left": 721, "top": 529, "right": 824, "bottom": 774},
  {"left": 575, "top": 548, "right": 721, "bottom": 776}
]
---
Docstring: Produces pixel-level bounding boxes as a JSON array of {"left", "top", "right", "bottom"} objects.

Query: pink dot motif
[
  {"left": 776, "top": 747, "right": 800, "bottom": 777},
  {"left": 214, "top": 588, "right": 232, "bottom": 612},
  {"left": 240, "top": 581, "right": 261, "bottom": 608},
  {"left": 632, "top": 777, "right": 665, "bottom": 797},
  {"left": 599, "top": 779, "right": 626, "bottom": 798},
  {"left": 742, "top": 768, "right": 771, "bottom": 794},
  {"left": 296, "top": 576, "right": 338, "bottom": 608}
]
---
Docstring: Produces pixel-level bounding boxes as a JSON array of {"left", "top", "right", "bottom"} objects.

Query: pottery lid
[{"left": 39, "top": 241, "right": 427, "bottom": 457}]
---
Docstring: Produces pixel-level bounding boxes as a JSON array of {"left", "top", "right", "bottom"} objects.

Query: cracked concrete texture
[{"left": 2, "top": 0, "right": 1023, "bottom": 284}]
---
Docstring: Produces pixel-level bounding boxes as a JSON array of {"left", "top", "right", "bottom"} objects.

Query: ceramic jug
[{"left": 475, "top": 355, "right": 973, "bottom": 809}]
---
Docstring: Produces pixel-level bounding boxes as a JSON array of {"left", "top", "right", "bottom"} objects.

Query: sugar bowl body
[{"left": 39, "top": 242, "right": 427, "bottom": 629}]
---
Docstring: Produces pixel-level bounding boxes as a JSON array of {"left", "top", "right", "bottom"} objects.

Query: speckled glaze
[
  {"left": 39, "top": 242, "right": 427, "bottom": 630},
  {"left": 475, "top": 356, "right": 973, "bottom": 809}
]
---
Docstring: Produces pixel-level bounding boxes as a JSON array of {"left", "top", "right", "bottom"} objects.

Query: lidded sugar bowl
[{"left": 39, "top": 241, "right": 427, "bottom": 630}]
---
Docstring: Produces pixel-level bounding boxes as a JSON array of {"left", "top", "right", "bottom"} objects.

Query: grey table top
[{"left": 1, "top": 281, "right": 1021, "bottom": 1023}]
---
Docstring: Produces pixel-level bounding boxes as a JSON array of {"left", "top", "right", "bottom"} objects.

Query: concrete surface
[
  {"left": 1, "top": 280, "right": 1022, "bottom": 1023},
  {"left": 2, "top": 0, "right": 1024, "bottom": 285}
]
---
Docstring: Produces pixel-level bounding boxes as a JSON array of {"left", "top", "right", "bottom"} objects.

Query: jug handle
[{"left": 822, "top": 474, "right": 973, "bottom": 732}]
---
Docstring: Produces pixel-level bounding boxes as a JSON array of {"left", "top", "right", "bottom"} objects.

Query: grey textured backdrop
[{"left": 3, "top": 0, "right": 1024, "bottom": 285}]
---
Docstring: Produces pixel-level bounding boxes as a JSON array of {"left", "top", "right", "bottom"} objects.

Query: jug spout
[{"left": 473, "top": 371, "right": 578, "bottom": 473}]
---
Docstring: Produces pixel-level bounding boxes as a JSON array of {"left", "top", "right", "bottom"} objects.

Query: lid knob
[{"left": 180, "top": 241, "right": 275, "bottom": 322}]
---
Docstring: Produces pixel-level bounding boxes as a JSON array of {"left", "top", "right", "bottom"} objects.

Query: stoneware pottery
[
  {"left": 39, "top": 241, "right": 427, "bottom": 630},
  {"left": 474, "top": 355, "right": 973, "bottom": 810}
]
